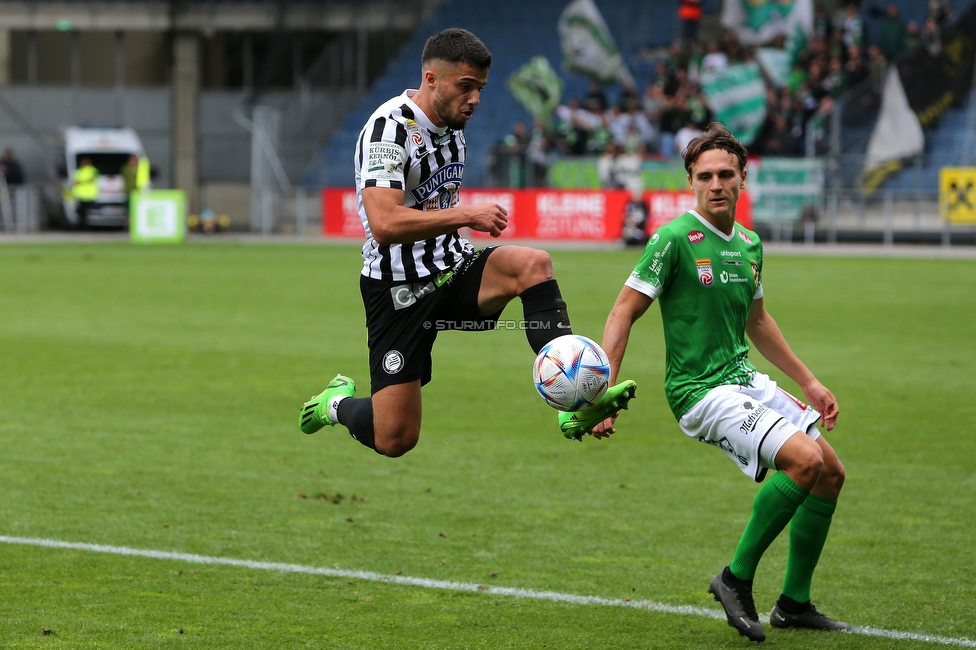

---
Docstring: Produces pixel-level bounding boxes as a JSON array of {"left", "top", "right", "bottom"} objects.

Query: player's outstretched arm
[
  {"left": 745, "top": 297, "right": 838, "bottom": 430},
  {"left": 591, "top": 286, "right": 653, "bottom": 438},
  {"left": 362, "top": 186, "right": 508, "bottom": 244}
]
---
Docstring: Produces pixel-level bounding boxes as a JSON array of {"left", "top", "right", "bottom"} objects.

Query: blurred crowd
[{"left": 492, "top": 0, "right": 956, "bottom": 187}]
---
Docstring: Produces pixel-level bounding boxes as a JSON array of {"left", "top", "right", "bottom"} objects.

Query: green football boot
[
  {"left": 558, "top": 380, "right": 637, "bottom": 441},
  {"left": 300, "top": 374, "right": 356, "bottom": 434}
]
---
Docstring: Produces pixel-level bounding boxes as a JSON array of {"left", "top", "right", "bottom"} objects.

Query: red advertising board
[
  {"left": 321, "top": 188, "right": 365, "bottom": 238},
  {"left": 321, "top": 188, "right": 752, "bottom": 240},
  {"left": 643, "top": 190, "right": 753, "bottom": 234},
  {"left": 461, "top": 189, "right": 631, "bottom": 241}
]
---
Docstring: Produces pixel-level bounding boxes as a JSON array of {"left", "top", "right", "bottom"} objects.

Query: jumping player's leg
[
  {"left": 329, "top": 247, "right": 554, "bottom": 455},
  {"left": 477, "top": 245, "right": 572, "bottom": 352},
  {"left": 301, "top": 378, "right": 421, "bottom": 457},
  {"left": 300, "top": 268, "right": 437, "bottom": 457},
  {"left": 478, "top": 246, "right": 637, "bottom": 439},
  {"left": 369, "top": 380, "right": 422, "bottom": 457}
]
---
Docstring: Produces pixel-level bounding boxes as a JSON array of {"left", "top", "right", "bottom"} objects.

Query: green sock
[
  {"left": 729, "top": 471, "right": 809, "bottom": 581},
  {"left": 781, "top": 493, "right": 837, "bottom": 603}
]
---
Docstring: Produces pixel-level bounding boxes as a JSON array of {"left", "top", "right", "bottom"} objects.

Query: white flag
[
  {"left": 558, "top": 0, "right": 634, "bottom": 87},
  {"left": 862, "top": 66, "right": 924, "bottom": 189}
]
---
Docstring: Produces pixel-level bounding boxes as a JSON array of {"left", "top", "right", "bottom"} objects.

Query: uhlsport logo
[
  {"left": 383, "top": 350, "right": 404, "bottom": 374},
  {"left": 696, "top": 258, "right": 713, "bottom": 286}
]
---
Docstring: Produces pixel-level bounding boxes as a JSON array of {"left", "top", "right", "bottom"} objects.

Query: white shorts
[{"left": 678, "top": 372, "right": 822, "bottom": 482}]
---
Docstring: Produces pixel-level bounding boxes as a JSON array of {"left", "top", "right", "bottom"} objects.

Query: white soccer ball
[{"left": 533, "top": 334, "right": 611, "bottom": 412}]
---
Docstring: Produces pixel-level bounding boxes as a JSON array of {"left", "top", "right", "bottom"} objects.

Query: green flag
[
  {"left": 721, "top": 0, "right": 813, "bottom": 46},
  {"left": 755, "top": 24, "right": 806, "bottom": 88},
  {"left": 558, "top": 0, "right": 635, "bottom": 86},
  {"left": 700, "top": 62, "right": 767, "bottom": 146},
  {"left": 507, "top": 56, "right": 564, "bottom": 127}
]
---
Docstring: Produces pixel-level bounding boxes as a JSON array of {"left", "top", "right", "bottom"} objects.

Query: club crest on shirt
[
  {"left": 696, "top": 258, "right": 714, "bottom": 286},
  {"left": 427, "top": 182, "right": 459, "bottom": 211}
]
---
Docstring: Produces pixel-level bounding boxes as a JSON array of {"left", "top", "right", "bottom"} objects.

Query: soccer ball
[{"left": 533, "top": 335, "right": 611, "bottom": 412}]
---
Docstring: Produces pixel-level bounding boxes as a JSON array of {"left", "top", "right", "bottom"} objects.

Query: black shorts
[{"left": 361, "top": 247, "right": 503, "bottom": 394}]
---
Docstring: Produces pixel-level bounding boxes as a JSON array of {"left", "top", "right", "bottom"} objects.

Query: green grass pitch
[{"left": 0, "top": 241, "right": 974, "bottom": 649}]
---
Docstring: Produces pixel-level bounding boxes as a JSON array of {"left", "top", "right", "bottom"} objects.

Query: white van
[{"left": 52, "top": 126, "right": 148, "bottom": 228}]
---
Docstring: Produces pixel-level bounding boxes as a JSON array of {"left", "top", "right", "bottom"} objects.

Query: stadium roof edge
[{"left": 0, "top": 1, "right": 427, "bottom": 32}]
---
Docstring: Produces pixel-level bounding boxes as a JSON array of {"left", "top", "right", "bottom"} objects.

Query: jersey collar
[
  {"left": 402, "top": 90, "right": 450, "bottom": 138},
  {"left": 690, "top": 209, "right": 736, "bottom": 242}
]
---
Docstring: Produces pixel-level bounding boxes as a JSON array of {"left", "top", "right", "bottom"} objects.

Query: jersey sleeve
[
  {"left": 624, "top": 228, "right": 678, "bottom": 300},
  {"left": 360, "top": 116, "right": 408, "bottom": 190}
]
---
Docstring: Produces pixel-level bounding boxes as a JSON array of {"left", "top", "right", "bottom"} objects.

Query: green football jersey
[{"left": 625, "top": 210, "right": 764, "bottom": 419}]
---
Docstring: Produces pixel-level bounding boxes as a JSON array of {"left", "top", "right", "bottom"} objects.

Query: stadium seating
[
  {"left": 862, "top": 0, "right": 932, "bottom": 49},
  {"left": 309, "top": 0, "right": 682, "bottom": 187}
]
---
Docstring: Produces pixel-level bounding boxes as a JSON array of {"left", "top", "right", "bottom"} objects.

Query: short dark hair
[
  {"left": 682, "top": 122, "right": 748, "bottom": 175},
  {"left": 421, "top": 28, "right": 492, "bottom": 70}
]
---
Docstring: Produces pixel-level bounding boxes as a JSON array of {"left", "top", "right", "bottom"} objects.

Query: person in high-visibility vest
[
  {"left": 72, "top": 156, "right": 99, "bottom": 229},
  {"left": 121, "top": 154, "right": 151, "bottom": 195},
  {"left": 136, "top": 155, "right": 150, "bottom": 191}
]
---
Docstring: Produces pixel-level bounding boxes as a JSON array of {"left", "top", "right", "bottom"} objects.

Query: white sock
[{"left": 328, "top": 395, "right": 348, "bottom": 424}]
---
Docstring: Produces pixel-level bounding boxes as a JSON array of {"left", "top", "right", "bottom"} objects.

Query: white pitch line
[{"left": 2, "top": 535, "right": 974, "bottom": 647}]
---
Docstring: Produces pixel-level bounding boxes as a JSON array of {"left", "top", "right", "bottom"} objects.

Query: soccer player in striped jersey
[
  {"left": 298, "top": 28, "right": 636, "bottom": 457},
  {"left": 592, "top": 123, "right": 850, "bottom": 641}
]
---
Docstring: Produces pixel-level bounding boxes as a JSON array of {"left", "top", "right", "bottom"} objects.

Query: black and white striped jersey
[{"left": 354, "top": 89, "right": 474, "bottom": 282}]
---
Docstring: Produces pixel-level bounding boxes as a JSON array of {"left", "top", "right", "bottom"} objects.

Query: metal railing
[
  {"left": 0, "top": 183, "right": 43, "bottom": 233},
  {"left": 234, "top": 186, "right": 322, "bottom": 236}
]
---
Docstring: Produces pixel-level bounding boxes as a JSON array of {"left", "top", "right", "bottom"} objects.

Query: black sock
[
  {"left": 520, "top": 279, "right": 573, "bottom": 354},
  {"left": 776, "top": 594, "right": 811, "bottom": 614},
  {"left": 336, "top": 397, "right": 378, "bottom": 452},
  {"left": 723, "top": 565, "right": 753, "bottom": 590}
]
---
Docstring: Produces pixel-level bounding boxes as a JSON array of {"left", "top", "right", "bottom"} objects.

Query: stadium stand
[
  {"left": 313, "top": 0, "right": 973, "bottom": 192},
  {"left": 309, "top": 0, "right": 684, "bottom": 188}
]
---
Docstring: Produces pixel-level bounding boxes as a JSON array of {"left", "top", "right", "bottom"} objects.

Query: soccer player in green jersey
[{"left": 592, "top": 123, "right": 850, "bottom": 642}]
